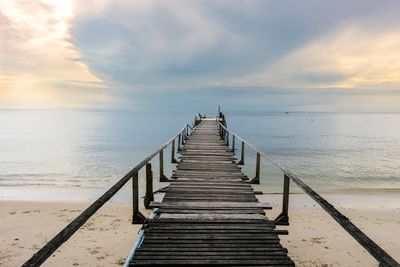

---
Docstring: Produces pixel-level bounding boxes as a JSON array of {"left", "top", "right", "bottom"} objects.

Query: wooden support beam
[
  {"left": 274, "top": 174, "right": 290, "bottom": 225},
  {"left": 171, "top": 139, "right": 178, "bottom": 163},
  {"left": 178, "top": 134, "right": 182, "bottom": 152},
  {"left": 250, "top": 152, "right": 260, "bottom": 184},
  {"left": 181, "top": 130, "right": 185, "bottom": 145},
  {"left": 132, "top": 171, "right": 146, "bottom": 224},
  {"left": 231, "top": 135, "right": 235, "bottom": 152},
  {"left": 144, "top": 163, "right": 154, "bottom": 209},
  {"left": 237, "top": 141, "right": 245, "bottom": 165},
  {"left": 159, "top": 149, "right": 169, "bottom": 182}
]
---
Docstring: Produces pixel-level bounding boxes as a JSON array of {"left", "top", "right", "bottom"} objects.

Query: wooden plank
[
  {"left": 134, "top": 251, "right": 288, "bottom": 256},
  {"left": 146, "top": 224, "right": 276, "bottom": 230},
  {"left": 162, "top": 198, "right": 258, "bottom": 203},
  {"left": 144, "top": 229, "right": 283, "bottom": 234},
  {"left": 149, "top": 201, "right": 272, "bottom": 209},
  {"left": 143, "top": 234, "right": 280, "bottom": 240},
  {"left": 138, "top": 244, "right": 284, "bottom": 249},
  {"left": 131, "top": 259, "right": 294, "bottom": 265},
  {"left": 132, "top": 255, "right": 290, "bottom": 260},
  {"left": 168, "top": 183, "right": 252, "bottom": 188},
  {"left": 157, "top": 209, "right": 265, "bottom": 215},
  {"left": 136, "top": 247, "right": 288, "bottom": 252},
  {"left": 141, "top": 239, "right": 281, "bottom": 244},
  {"left": 165, "top": 190, "right": 255, "bottom": 195}
]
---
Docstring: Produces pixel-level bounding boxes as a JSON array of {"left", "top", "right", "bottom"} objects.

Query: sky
[{"left": 1, "top": 0, "right": 400, "bottom": 112}]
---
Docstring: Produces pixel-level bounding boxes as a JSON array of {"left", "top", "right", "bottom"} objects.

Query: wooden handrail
[
  {"left": 217, "top": 121, "right": 400, "bottom": 267},
  {"left": 286, "top": 171, "right": 399, "bottom": 267},
  {"left": 23, "top": 124, "right": 191, "bottom": 267}
]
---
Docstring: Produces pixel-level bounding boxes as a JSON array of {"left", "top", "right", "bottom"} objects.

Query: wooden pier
[
  {"left": 129, "top": 119, "right": 294, "bottom": 266},
  {"left": 23, "top": 112, "right": 399, "bottom": 267}
]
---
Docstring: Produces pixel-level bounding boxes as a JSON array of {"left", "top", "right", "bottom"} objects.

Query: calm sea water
[{"left": 0, "top": 109, "right": 399, "bottom": 201}]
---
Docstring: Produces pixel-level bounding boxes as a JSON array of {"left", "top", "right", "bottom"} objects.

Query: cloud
[
  {"left": 227, "top": 23, "right": 400, "bottom": 89},
  {"left": 2, "top": 0, "right": 400, "bottom": 110},
  {"left": 69, "top": 0, "right": 400, "bottom": 90}
]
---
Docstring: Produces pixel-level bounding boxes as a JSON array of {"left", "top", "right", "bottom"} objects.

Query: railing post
[
  {"left": 171, "top": 139, "right": 178, "bottom": 163},
  {"left": 250, "top": 152, "right": 260, "bottom": 184},
  {"left": 237, "top": 141, "right": 245, "bottom": 165},
  {"left": 225, "top": 132, "right": 229, "bottom": 146},
  {"left": 181, "top": 130, "right": 185, "bottom": 145},
  {"left": 186, "top": 125, "right": 189, "bottom": 139},
  {"left": 132, "top": 171, "right": 146, "bottom": 224},
  {"left": 144, "top": 163, "right": 154, "bottom": 209},
  {"left": 185, "top": 125, "right": 188, "bottom": 141},
  {"left": 231, "top": 135, "right": 236, "bottom": 152},
  {"left": 178, "top": 132, "right": 182, "bottom": 152},
  {"left": 274, "top": 174, "right": 290, "bottom": 225},
  {"left": 159, "top": 149, "right": 169, "bottom": 182}
]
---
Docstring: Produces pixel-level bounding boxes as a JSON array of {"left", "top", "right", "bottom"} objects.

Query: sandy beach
[
  {"left": 1, "top": 196, "right": 399, "bottom": 267},
  {"left": 266, "top": 193, "right": 400, "bottom": 266},
  {"left": 273, "top": 207, "right": 400, "bottom": 266},
  {"left": 0, "top": 201, "right": 145, "bottom": 267}
]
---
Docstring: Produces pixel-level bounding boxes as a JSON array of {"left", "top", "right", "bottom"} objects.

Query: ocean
[{"left": 1, "top": 109, "right": 399, "bottom": 202}]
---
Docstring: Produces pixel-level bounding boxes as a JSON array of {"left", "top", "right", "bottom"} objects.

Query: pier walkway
[
  {"left": 129, "top": 119, "right": 294, "bottom": 266},
  {"left": 23, "top": 113, "right": 399, "bottom": 267}
]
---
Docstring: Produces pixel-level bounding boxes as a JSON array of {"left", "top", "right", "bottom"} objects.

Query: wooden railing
[
  {"left": 23, "top": 122, "right": 198, "bottom": 267},
  {"left": 217, "top": 120, "right": 399, "bottom": 267}
]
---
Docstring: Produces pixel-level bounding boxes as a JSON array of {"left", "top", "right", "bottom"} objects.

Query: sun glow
[{"left": 0, "top": 0, "right": 108, "bottom": 108}]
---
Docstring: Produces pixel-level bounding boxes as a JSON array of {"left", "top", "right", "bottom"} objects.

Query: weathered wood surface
[{"left": 130, "top": 120, "right": 294, "bottom": 266}]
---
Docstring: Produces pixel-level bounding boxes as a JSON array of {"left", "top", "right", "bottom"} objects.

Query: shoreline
[
  {"left": 2, "top": 184, "right": 400, "bottom": 206},
  {"left": 1, "top": 194, "right": 399, "bottom": 266}
]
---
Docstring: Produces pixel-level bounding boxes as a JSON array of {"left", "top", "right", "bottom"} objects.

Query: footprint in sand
[{"left": 310, "top": 237, "right": 325, "bottom": 244}]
